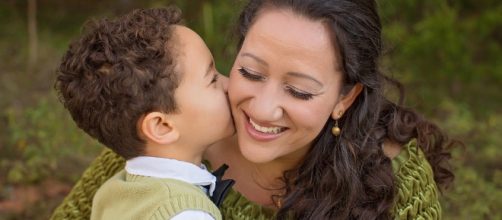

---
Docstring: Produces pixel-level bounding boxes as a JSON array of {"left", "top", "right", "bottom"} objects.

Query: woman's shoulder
[
  {"left": 391, "top": 139, "right": 442, "bottom": 219},
  {"left": 50, "top": 148, "right": 125, "bottom": 220},
  {"left": 383, "top": 139, "right": 402, "bottom": 159},
  {"left": 391, "top": 139, "right": 433, "bottom": 177}
]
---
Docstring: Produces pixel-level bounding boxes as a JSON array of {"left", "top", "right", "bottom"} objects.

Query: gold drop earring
[{"left": 332, "top": 111, "right": 343, "bottom": 136}]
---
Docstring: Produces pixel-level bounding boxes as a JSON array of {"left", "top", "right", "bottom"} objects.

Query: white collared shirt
[{"left": 126, "top": 156, "right": 217, "bottom": 220}]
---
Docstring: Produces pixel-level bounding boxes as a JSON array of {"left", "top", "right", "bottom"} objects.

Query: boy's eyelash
[
  {"left": 210, "top": 74, "right": 219, "bottom": 84},
  {"left": 238, "top": 68, "right": 264, "bottom": 81}
]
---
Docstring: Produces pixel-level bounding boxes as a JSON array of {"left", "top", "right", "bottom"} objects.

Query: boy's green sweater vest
[{"left": 91, "top": 170, "right": 221, "bottom": 220}]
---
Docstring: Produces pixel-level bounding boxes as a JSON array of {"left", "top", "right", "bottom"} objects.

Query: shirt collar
[{"left": 125, "top": 156, "right": 217, "bottom": 196}]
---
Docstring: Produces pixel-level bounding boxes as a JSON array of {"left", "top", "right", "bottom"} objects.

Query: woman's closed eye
[
  {"left": 238, "top": 67, "right": 265, "bottom": 81},
  {"left": 285, "top": 85, "right": 315, "bottom": 100},
  {"left": 238, "top": 67, "right": 316, "bottom": 101}
]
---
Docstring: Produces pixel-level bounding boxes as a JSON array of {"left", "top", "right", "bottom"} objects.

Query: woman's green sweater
[{"left": 50, "top": 140, "right": 441, "bottom": 219}]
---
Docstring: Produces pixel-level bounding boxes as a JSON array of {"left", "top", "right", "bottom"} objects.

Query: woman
[{"left": 51, "top": 0, "right": 455, "bottom": 219}]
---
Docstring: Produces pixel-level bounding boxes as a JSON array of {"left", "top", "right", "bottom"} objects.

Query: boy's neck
[{"left": 144, "top": 143, "right": 206, "bottom": 166}]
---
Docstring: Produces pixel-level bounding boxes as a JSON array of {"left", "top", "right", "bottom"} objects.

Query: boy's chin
[{"left": 216, "top": 133, "right": 237, "bottom": 144}]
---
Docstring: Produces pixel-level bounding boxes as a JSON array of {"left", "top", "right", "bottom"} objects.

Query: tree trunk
[{"left": 27, "top": 0, "right": 38, "bottom": 73}]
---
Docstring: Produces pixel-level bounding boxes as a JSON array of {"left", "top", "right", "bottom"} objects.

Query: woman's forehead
[
  {"left": 241, "top": 8, "right": 342, "bottom": 77},
  {"left": 247, "top": 8, "right": 333, "bottom": 52}
]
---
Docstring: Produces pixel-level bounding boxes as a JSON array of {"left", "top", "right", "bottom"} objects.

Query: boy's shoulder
[
  {"left": 97, "top": 169, "right": 207, "bottom": 198},
  {"left": 92, "top": 170, "right": 220, "bottom": 219}
]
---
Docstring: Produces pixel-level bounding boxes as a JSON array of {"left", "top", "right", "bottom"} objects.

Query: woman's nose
[{"left": 248, "top": 85, "right": 283, "bottom": 121}]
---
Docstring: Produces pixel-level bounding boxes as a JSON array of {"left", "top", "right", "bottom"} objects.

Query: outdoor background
[{"left": 0, "top": 0, "right": 500, "bottom": 219}]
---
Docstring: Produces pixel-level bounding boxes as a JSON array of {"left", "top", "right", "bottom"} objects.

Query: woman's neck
[
  {"left": 204, "top": 135, "right": 311, "bottom": 207},
  {"left": 249, "top": 145, "right": 309, "bottom": 189}
]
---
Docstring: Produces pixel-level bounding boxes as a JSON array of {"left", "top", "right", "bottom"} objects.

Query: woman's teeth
[{"left": 249, "top": 118, "right": 285, "bottom": 134}]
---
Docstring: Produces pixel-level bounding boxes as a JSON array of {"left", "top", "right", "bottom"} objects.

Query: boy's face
[{"left": 170, "top": 26, "right": 235, "bottom": 150}]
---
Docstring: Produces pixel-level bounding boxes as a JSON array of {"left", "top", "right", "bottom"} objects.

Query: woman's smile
[{"left": 243, "top": 110, "right": 288, "bottom": 141}]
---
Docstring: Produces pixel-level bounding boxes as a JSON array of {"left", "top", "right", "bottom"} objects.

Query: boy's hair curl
[{"left": 55, "top": 7, "right": 182, "bottom": 159}]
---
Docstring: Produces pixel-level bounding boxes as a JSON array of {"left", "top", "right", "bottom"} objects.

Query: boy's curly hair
[{"left": 55, "top": 7, "right": 182, "bottom": 159}]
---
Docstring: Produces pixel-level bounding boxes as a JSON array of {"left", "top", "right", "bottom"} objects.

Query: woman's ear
[
  {"left": 140, "top": 112, "right": 179, "bottom": 145},
  {"left": 332, "top": 83, "right": 363, "bottom": 119}
]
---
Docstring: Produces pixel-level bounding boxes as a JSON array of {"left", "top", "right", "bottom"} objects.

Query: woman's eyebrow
[
  {"left": 241, "top": 52, "right": 323, "bottom": 87},
  {"left": 240, "top": 52, "right": 269, "bottom": 67},
  {"left": 286, "top": 71, "right": 323, "bottom": 87}
]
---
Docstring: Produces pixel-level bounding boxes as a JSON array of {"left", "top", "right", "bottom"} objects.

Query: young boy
[{"left": 55, "top": 7, "right": 234, "bottom": 220}]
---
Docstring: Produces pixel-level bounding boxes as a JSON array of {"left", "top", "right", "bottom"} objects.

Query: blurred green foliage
[
  {"left": 3, "top": 96, "right": 102, "bottom": 184},
  {"left": 0, "top": 0, "right": 500, "bottom": 219}
]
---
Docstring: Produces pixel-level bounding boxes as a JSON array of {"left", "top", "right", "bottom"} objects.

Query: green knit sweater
[
  {"left": 91, "top": 170, "right": 221, "bottom": 220},
  {"left": 50, "top": 140, "right": 441, "bottom": 219}
]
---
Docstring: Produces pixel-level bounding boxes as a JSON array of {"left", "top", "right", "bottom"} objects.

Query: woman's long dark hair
[{"left": 237, "top": 0, "right": 456, "bottom": 219}]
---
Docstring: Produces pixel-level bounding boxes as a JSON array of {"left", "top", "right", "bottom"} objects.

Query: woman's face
[{"left": 228, "top": 8, "right": 346, "bottom": 164}]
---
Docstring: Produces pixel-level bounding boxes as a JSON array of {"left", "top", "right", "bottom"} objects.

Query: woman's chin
[{"left": 239, "top": 144, "right": 277, "bottom": 164}]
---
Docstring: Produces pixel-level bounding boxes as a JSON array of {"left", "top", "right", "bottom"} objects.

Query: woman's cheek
[
  {"left": 228, "top": 73, "right": 255, "bottom": 105},
  {"left": 294, "top": 101, "right": 332, "bottom": 132}
]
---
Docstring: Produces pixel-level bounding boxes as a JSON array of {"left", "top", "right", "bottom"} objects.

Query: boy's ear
[
  {"left": 140, "top": 112, "right": 179, "bottom": 145},
  {"left": 332, "top": 83, "right": 364, "bottom": 119}
]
